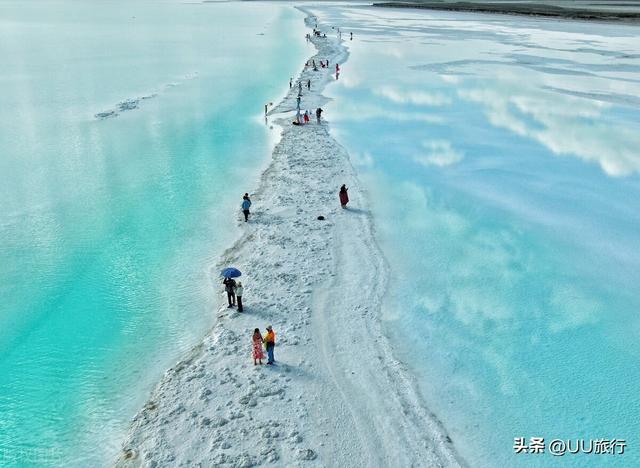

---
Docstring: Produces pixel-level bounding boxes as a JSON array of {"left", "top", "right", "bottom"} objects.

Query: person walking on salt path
[
  {"left": 316, "top": 107, "right": 323, "bottom": 123},
  {"left": 339, "top": 184, "right": 349, "bottom": 208},
  {"left": 264, "top": 104, "right": 268, "bottom": 116},
  {"left": 304, "top": 111, "right": 310, "bottom": 124},
  {"left": 223, "top": 277, "right": 237, "bottom": 307},
  {"left": 307, "top": 79, "right": 311, "bottom": 90},
  {"left": 264, "top": 325, "right": 276, "bottom": 364},
  {"left": 241, "top": 193, "right": 251, "bottom": 222},
  {"left": 350, "top": 32, "right": 353, "bottom": 40},
  {"left": 236, "top": 282, "right": 244, "bottom": 312},
  {"left": 289, "top": 78, "right": 292, "bottom": 88},
  {"left": 298, "top": 81, "right": 302, "bottom": 95},
  {"left": 252, "top": 328, "right": 264, "bottom": 365}
]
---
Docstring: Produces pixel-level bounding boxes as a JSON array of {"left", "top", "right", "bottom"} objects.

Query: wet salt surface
[
  {"left": 312, "top": 4, "right": 640, "bottom": 467},
  {"left": 95, "top": 95, "right": 156, "bottom": 119},
  {"left": 94, "top": 73, "right": 198, "bottom": 119},
  {"left": 0, "top": 1, "right": 307, "bottom": 465}
]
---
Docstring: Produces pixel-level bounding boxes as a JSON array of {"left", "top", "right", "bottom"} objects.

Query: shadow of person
[{"left": 345, "top": 207, "right": 371, "bottom": 216}]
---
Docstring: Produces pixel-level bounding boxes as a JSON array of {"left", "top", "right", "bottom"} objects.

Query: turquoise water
[
  {"left": 0, "top": 1, "right": 307, "bottom": 465},
  {"left": 314, "top": 5, "right": 640, "bottom": 467}
]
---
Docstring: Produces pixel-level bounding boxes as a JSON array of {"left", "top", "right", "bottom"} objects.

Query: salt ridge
[{"left": 115, "top": 10, "right": 464, "bottom": 467}]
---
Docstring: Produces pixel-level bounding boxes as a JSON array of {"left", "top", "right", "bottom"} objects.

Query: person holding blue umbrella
[{"left": 221, "top": 267, "right": 241, "bottom": 308}]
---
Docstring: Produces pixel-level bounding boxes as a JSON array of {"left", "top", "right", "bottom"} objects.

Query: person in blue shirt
[{"left": 241, "top": 193, "right": 252, "bottom": 222}]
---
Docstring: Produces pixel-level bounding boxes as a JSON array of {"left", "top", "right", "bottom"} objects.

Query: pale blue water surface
[
  {"left": 312, "top": 5, "right": 640, "bottom": 467},
  {"left": 0, "top": 1, "right": 307, "bottom": 465}
]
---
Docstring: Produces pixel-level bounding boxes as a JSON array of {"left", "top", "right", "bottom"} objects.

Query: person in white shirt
[{"left": 236, "top": 282, "right": 244, "bottom": 312}]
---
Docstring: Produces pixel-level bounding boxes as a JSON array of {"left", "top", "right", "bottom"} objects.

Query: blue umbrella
[{"left": 221, "top": 267, "right": 242, "bottom": 278}]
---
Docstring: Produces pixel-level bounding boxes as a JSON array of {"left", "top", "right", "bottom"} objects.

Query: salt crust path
[{"left": 116, "top": 10, "right": 463, "bottom": 468}]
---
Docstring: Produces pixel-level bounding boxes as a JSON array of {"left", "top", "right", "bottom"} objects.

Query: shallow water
[
  {"left": 0, "top": 1, "right": 307, "bottom": 465},
  {"left": 313, "top": 5, "right": 640, "bottom": 467}
]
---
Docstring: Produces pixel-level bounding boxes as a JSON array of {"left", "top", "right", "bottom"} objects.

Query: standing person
[
  {"left": 350, "top": 32, "right": 353, "bottom": 40},
  {"left": 304, "top": 111, "right": 310, "bottom": 124},
  {"left": 336, "top": 63, "right": 340, "bottom": 73},
  {"left": 241, "top": 193, "right": 251, "bottom": 222},
  {"left": 289, "top": 78, "right": 292, "bottom": 88},
  {"left": 236, "top": 282, "right": 244, "bottom": 312},
  {"left": 252, "top": 328, "right": 264, "bottom": 365},
  {"left": 223, "top": 277, "right": 236, "bottom": 307},
  {"left": 298, "top": 81, "right": 302, "bottom": 95},
  {"left": 264, "top": 104, "right": 268, "bottom": 116},
  {"left": 339, "top": 184, "right": 349, "bottom": 208},
  {"left": 307, "top": 79, "right": 311, "bottom": 90},
  {"left": 264, "top": 325, "right": 276, "bottom": 364},
  {"left": 315, "top": 107, "right": 323, "bottom": 123}
]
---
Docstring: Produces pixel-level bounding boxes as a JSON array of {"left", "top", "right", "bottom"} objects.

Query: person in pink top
[{"left": 252, "top": 328, "right": 264, "bottom": 365}]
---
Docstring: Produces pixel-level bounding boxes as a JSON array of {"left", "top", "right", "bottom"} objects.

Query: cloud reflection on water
[
  {"left": 414, "top": 140, "right": 464, "bottom": 167},
  {"left": 336, "top": 5, "right": 640, "bottom": 177},
  {"left": 458, "top": 75, "right": 640, "bottom": 176},
  {"left": 316, "top": 4, "right": 640, "bottom": 466}
]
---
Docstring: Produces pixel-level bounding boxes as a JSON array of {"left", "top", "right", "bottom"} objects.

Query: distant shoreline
[{"left": 373, "top": 1, "right": 640, "bottom": 23}]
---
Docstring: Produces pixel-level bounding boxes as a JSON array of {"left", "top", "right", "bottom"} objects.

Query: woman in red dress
[
  {"left": 339, "top": 184, "right": 349, "bottom": 208},
  {"left": 252, "top": 328, "right": 264, "bottom": 365}
]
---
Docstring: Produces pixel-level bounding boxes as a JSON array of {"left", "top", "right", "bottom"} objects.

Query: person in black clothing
[
  {"left": 241, "top": 193, "right": 252, "bottom": 222},
  {"left": 316, "top": 107, "right": 323, "bottom": 123},
  {"left": 223, "top": 277, "right": 237, "bottom": 307}
]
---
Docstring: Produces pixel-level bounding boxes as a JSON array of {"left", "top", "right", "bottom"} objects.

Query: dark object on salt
[{"left": 317, "top": 216, "right": 325, "bottom": 220}]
